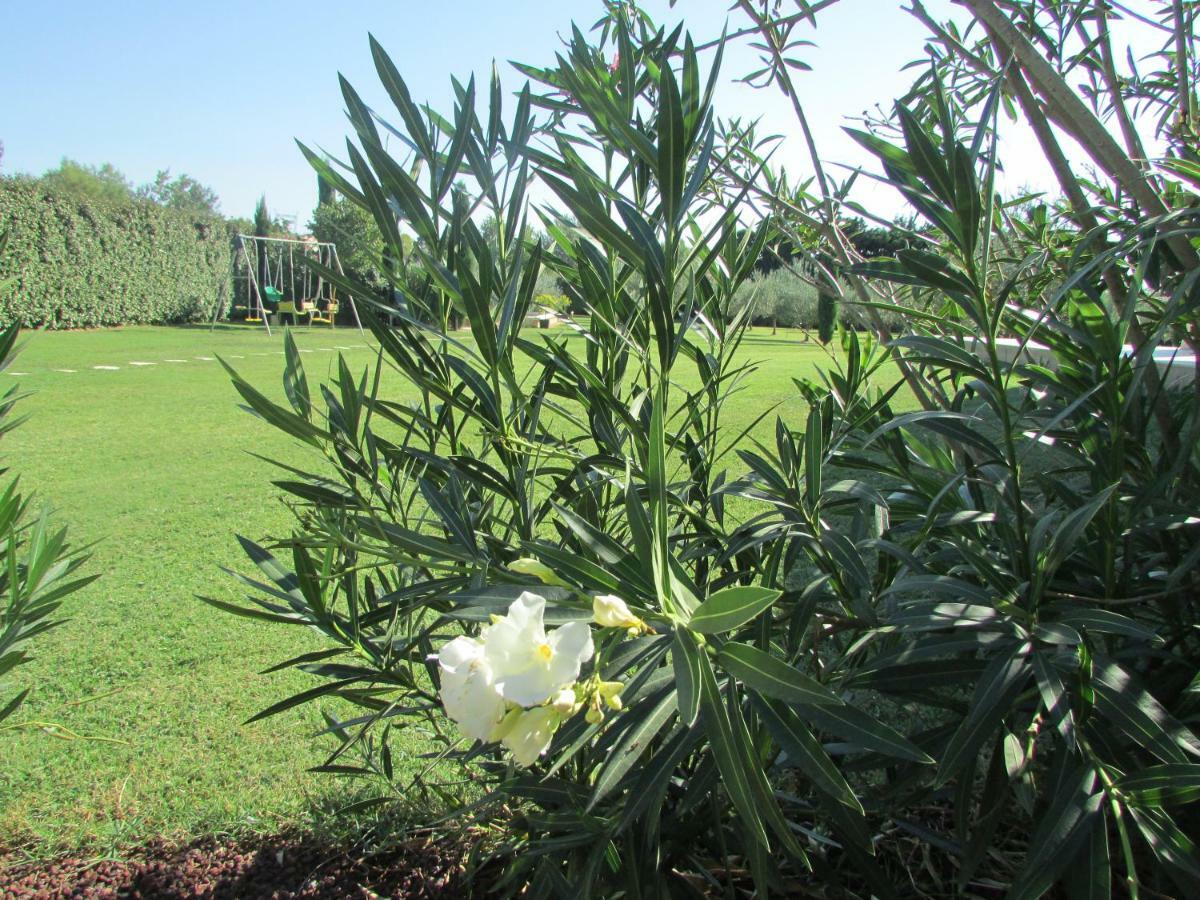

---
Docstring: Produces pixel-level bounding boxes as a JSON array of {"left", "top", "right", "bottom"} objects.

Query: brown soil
[{"left": 0, "top": 832, "right": 485, "bottom": 899}]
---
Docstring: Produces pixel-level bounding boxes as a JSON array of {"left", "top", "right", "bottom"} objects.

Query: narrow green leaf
[
  {"left": 673, "top": 627, "right": 702, "bottom": 727},
  {"left": 697, "top": 651, "right": 770, "bottom": 850},
  {"left": 798, "top": 702, "right": 934, "bottom": 764},
  {"left": 244, "top": 677, "right": 360, "bottom": 724},
  {"left": 647, "top": 387, "right": 671, "bottom": 611},
  {"left": 937, "top": 642, "right": 1030, "bottom": 786},
  {"left": 1093, "top": 659, "right": 1200, "bottom": 764},
  {"left": 587, "top": 689, "right": 676, "bottom": 810},
  {"left": 688, "top": 585, "right": 780, "bottom": 634},
  {"left": 754, "top": 696, "right": 864, "bottom": 815},
  {"left": 1117, "top": 764, "right": 1200, "bottom": 808},
  {"left": 717, "top": 642, "right": 841, "bottom": 706},
  {"left": 1007, "top": 764, "right": 1103, "bottom": 900}
]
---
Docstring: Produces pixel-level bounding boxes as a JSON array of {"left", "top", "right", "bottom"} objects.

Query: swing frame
[{"left": 217, "top": 234, "right": 364, "bottom": 335}]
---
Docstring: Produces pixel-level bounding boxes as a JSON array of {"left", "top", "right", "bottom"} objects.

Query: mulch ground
[{"left": 0, "top": 832, "right": 485, "bottom": 899}]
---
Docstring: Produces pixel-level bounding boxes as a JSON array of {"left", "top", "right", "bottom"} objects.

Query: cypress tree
[
  {"left": 817, "top": 291, "right": 837, "bottom": 344},
  {"left": 253, "top": 195, "right": 270, "bottom": 311},
  {"left": 317, "top": 174, "right": 334, "bottom": 206}
]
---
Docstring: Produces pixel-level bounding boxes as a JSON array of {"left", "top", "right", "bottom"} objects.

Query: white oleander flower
[
  {"left": 485, "top": 592, "right": 594, "bottom": 707},
  {"left": 436, "top": 635, "right": 506, "bottom": 742},
  {"left": 593, "top": 594, "right": 645, "bottom": 631},
  {"left": 500, "top": 706, "right": 563, "bottom": 767}
]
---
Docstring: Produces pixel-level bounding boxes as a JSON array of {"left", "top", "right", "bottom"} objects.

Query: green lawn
[{"left": 0, "top": 322, "right": 852, "bottom": 854}]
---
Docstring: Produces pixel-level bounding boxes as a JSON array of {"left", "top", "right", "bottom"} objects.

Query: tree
[
  {"left": 310, "top": 197, "right": 382, "bottom": 286},
  {"left": 816, "top": 291, "right": 836, "bottom": 342},
  {"left": 40, "top": 158, "right": 133, "bottom": 205},
  {"left": 138, "top": 169, "right": 220, "bottom": 216},
  {"left": 310, "top": 197, "right": 405, "bottom": 291},
  {"left": 252, "top": 196, "right": 270, "bottom": 305},
  {"left": 316, "top": 172, "right": 335, "bottom": 206}
]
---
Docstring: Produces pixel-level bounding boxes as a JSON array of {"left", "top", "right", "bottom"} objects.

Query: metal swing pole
[
  {"left": 331, "top": 245, "right": 364, "bottom": 335},
  {"left": 212, "top": 239, "right": 238, "bottom": 331},
  {"left": 240, "top": 235, "right": 272, "bottom": 336},
  {"left": 303, "top": 247, "right": 312, "bottom": 300}
]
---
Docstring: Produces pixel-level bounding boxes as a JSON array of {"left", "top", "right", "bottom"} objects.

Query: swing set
[{"left": 220, "top": 234, "right": 363, "bottom": 335}]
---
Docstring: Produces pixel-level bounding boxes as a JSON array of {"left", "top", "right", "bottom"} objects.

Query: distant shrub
[
  {"left": 0, "top": 232, "right": 95, "bottom": 728},
  {"left": 533, "top": 292, "right": 570, "bottom": 314},
  {"left": 0, "top": 179, "right": 232, "bottom": 328},
  {"left": 736, "top": 268, "right": 934, "bottom": 334},
  {"left": 735, "top": 269, "right": 813, "bottom": 328}
]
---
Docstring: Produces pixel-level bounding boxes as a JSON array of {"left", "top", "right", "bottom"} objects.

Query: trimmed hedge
[{"left": 0, "top": 179, "right": 233, "bottom": 328}]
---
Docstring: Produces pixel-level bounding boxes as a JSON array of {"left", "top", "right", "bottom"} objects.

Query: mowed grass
[{"left": 0, "top": 322, "right": 865, "bottom": 853}]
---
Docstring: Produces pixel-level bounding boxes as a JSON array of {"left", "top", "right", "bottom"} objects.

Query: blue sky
[{"left": 3, "top": 0, "right": 1067, "bottom": 226}]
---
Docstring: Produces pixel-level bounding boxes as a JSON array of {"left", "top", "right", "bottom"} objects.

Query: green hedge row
[{"left": 0, "top": 179, "right": 233, "bottom": 329}]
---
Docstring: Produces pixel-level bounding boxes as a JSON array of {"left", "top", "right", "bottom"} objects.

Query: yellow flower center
[{"left": 536, "top": 642, "right": 554, "bottom": 663}]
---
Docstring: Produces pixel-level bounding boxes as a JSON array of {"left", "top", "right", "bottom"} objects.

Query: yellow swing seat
[
  {"left": 231, "top": 302, "right": 263, "bottom": 323},
  {"left": 277, "top": 298, "right": 314, "bottom": 325},
  {"left": 311, "top": 295, "right": 339, "bottom": 326}
]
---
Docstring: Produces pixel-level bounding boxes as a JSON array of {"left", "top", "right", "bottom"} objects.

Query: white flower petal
[
  {"left": 551, "top": 686, "right": 577, "bottom": 713},
  {"left": 438, "top": 635, "right": 483, "bottom": 671},
  {"left": 437, "top": 636, "right": 505, "bottom": 742},
  {"left": 501, "top": 706, "right": 562, "bottom": 767},
  {"left": 546, "top": 621, "right": 594, "bottom": 687},
  {"left": 493, "top": 666, "right": 558, "bottom": 707},
  {"left": 484, "top": 593, "right": 595, "bottom": 707},
  {"left": 484, "top": 592, "right": 547, "bottom": 674}
]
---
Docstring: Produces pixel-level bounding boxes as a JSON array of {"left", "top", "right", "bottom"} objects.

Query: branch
[
  {"left": 955, "top": 0, "right": 1200, "bottom": 272},
  {"left": 1092, "top": 0, "right": 1149, "bottom": 168}
]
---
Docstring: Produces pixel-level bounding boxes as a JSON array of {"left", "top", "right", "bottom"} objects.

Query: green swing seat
[{"left": 265, "top": 286, "right": 314, "bottom": 325}]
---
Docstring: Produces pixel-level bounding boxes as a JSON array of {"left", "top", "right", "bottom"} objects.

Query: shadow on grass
[
  {"left": 739, "top": 333, "right": 820, "bottom": 347},
  {"left": 174, "top": 322, "right": 274, "bottom": 334}
]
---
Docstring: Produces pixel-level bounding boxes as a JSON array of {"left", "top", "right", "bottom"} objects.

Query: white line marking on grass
[
  {"left": 129, "top": 361, "right": 156, "bottom": 367},
  {"left": 227, "top": 355, "right": 245, "bottom": 359},
  {"left": 53, "top": 368, "right": 76, "bottom": 373},
  {"left": 6, "top": 372, "right": 30, "bottom": 376},
  {"left": 93, "top": 365, "right": 120, "bottom": 371},
  {"left": 165, "top": 359, "right": 188, "bottom": 363},
  {"left": 194, "top": 356, "right": 215, "bottom": 361},
  {"left": 335, "top": 345, "right": 353, "bottom": 350}
]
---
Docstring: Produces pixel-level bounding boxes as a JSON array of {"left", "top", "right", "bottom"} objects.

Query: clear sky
[{"left": 1, "top": 0, "right": 1110, "bottom": 227}]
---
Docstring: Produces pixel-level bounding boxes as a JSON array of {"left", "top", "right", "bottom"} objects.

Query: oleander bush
[
  {"left": 215, "top": 2, "right": 1200, "bottom": 896},
  {"left": 0, "top": 178, "right": 232, "bottom": 328}
]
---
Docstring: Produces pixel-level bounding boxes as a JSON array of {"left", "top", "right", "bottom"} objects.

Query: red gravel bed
[{"left": 0, "top": 832, "right": 483, "bottom": 899}]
